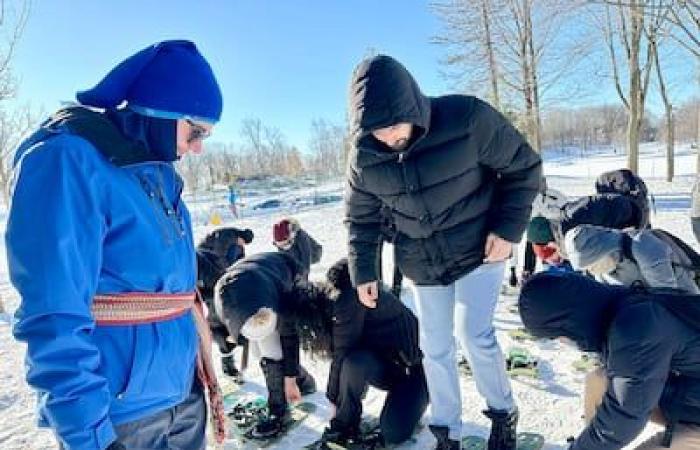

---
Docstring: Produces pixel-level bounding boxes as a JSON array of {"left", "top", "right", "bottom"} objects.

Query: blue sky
[
  {"left": 10, "top": 1, "right": 448, "bottom": 150},
  {"left": 7, "top": 1, "right": 697, "bottom": 151}
]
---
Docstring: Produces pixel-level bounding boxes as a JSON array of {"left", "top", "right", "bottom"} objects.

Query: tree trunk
[
  {"left": 481, "top": 0, "right": 501, "bottom": 110},
  {"left": 525, "top": 0, "right": 542, "bottom": 153},
  {"left": 666, "top": 108, "right": 674, "bottom": 181},
  {"left": 626, "top": 1, "right": 643, "bottom": 174}
]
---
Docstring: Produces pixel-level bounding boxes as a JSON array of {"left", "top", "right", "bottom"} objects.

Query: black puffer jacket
[
  {"left": 323, "top": 259, "right": 422, "bottom": 404},
  {"left": 519, "top": 272, "right": 700, "bottom": 450},
  {"left": 215, "top": 252, "right": 303, "bottom": 376},
  {"left": 345, "top": 55, "right": 542, "bottom": 286},
  {"left": 561, "top": 193, "right": 642, "bottom": 235}
]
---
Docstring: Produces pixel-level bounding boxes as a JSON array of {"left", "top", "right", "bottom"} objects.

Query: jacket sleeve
[
  {"left": 344, "top": 163, "right": 383, "bottom": 286},
  {"left": 474, "top": 100, "right": 543, "bottom": 243},
  {"left": 632, "top": 232, "right": 678, "bottom": 290},
  {"left": 326, "top": 291, "right": 366, "bottom": 404},
  {"left": 8, "top": 137, "right": 116, "bottom": 450},
  {"left": 279, "top": 313, "right": 300, "bottom": 377},
  {"left": 572, "top": 306, "right": 673, "bottom": 450}
]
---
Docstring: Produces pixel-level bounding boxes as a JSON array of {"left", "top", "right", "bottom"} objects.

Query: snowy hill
[{"left": 1, "top": 143, "right": 697, "bottom": 449}]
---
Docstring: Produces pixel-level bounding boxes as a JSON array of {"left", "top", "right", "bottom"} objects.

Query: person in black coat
[
  {"left": 196, "top": 226, "right": 254, "bottom": 380},
  {"left": 213, "top": 219, "right": 322, "bottom": 438},
  {"left": 519, "top": 272, "right": 700, "bottom": 450},
  {"left": 344, "top": 54, "right": 541, "bottom": 450},
  {"left": 292, "top": 258, "right": 428, "bottom": 448}
]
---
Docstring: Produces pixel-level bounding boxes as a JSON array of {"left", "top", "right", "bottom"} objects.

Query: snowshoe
[
  {"left": 508, "top": 327, "right": 535, "bottom": 342},
  {"left": 505, "top": 347, "right": 539, "bottom": 378},
  {"left": 305, "top": 426, "right": 365, "bottom": 449},
  {"left": 572, "top": 353, "right": 601, "bottom": 373}
]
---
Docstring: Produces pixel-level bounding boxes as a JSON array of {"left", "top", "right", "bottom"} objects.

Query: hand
[
  {"left": 484, "top": 233, "right": 513, "bottom": 263},
  {"left": 284, "top": 376, "right": 302, "bottom": 404},
  {"left": 356, "top": 281, "right": 379, "bottom": 308}
]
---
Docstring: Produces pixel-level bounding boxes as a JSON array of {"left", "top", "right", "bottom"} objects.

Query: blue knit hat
[{"left": 77, "top": 40, "right": 222, "bottom": 124}]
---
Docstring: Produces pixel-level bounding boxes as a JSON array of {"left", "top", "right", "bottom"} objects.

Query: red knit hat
[{"left": 273, "top": 218, "right": 299, "bottom": 250}]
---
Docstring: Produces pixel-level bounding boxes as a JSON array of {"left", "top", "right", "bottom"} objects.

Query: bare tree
[
  {"left": 431, "top": 0, "right": 503, "bottom": 109},
  {"left": 661, "top": 1, "right": 700, "bottom": 172},
  {"left": 648, "top": 20, "right": 675, "bottom": 181},
  {"left": 432, "top": 0, "right": 593, "bottom": 153},
  {"left": 308, "top": 118, "right": 346, "bottom": 177},
  {"left": 0, "top": 0, "right": 33, "bottom": 203},
  {"left": 594, "top": 0, "right": 663, "bottom": 173}
]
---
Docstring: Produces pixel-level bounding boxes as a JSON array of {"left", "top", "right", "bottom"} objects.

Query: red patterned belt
[{"left": 92, "top": 290, "right": 227, "bottom": 444}]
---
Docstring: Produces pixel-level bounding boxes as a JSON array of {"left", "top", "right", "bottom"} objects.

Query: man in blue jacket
[{"left": 7, "top": 40, "right": 223, "bottom": 450}]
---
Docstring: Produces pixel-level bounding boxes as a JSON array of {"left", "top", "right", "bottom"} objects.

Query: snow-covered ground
[{"left": 1, "top": 143, "right": 698, "bottom": 449}]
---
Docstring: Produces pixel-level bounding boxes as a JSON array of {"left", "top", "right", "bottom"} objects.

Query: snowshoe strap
[{"left": 92, "top": 291, "right": 227, "bottom": 443}]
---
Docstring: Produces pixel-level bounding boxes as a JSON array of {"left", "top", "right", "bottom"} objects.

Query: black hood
[
  {"left": 196, "top": 226, "right": 254, "bottom": 298},
  {"left": 349, "top": 55, "right": 431, "bottom": 160},
  {"left": 519, "top": 272, "right": 628, "bottom": 352},
  {"left": 279, "top": 228, "right": 322, "bottom": 279},
  {"left": 106, "top": 107, "right": 178, "bottom": 162}
]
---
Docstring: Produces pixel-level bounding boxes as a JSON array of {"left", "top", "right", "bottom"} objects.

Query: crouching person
[
  {"left": 294, "top": 258, "right": 428, "bottom": 448},
  {"left": 196, "top": 226, "right": 254, "bottom": 379},
  {"left": 214, "top": 221, "right": 322, "bottom": 438},
  {"left": 519, "top": 272, "right": 700, "bottom": 449},
  {"left": 565, "top": 225, "right": 700, "bottom": 294}
]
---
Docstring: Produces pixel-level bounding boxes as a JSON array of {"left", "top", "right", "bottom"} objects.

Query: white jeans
[{"left": 411, "top": 261, "right": 514, "bottom": 440}]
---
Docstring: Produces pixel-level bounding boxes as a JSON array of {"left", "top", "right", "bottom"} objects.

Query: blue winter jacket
[{"left": 7, "top": 113, "right": 198, "bottom": 450}]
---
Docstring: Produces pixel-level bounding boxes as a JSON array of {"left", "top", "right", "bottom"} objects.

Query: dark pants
[
  {"left": 109, "top": 380, "right": 206, "bottom": 450},
  {"left": 333, "top": 349, "right": 428, "bottom": 445},
  {"left": 523, "top": 241, "right": 536, "bottom": 274}
]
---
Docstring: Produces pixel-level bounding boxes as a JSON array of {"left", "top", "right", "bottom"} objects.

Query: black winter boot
[
  {"left": 429, "top": 425, "right": 460, "bottom": 450},
  {"left": 252, "top": 358, "right": 288, "bottom": 438},
  {"left": 296, "top": 365, "right": 317, "bottom": 395},
  {"left": 484, "top": 407, "right": 518, "bottom": 450}
]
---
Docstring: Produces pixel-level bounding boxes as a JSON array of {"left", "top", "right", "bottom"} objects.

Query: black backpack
[{"left": 595, "top": 169, "right": 651, "bottom": 228}]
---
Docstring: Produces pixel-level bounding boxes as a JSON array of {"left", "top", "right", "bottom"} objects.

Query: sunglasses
[{"left": 186, "top": 119, "right": 211, "bottom": 143}]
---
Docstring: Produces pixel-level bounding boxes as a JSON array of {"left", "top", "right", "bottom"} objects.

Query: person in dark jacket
[
  {"left": 272, "top": 217, "right": 323, "bottom": 280},
  {"left": 213, "top": 220, "right": 322, "bottom": 438},
  {"left": 293, "top": 258, "right": 428, "bottom": 448},
  {"left": 526, "top": 193, "right": 645, "bottom": 268},
  {"left": 8, "top": 41, "right": 223, "bottom": 450},
  {"left": 196, "top": 226, "right": 254, "bottom": 380},
  {"left": 344, "top": 54, "right": 542, "bottom": 449},
  {"left": 519, "top": 272, "right": 700, "bottom": 450}
]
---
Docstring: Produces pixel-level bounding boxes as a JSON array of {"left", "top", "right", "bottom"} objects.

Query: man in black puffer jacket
[
  {"left": 344, "top": 54, "right": 542, "bottom": 449},
  {"left": 520, "top": 272, "right": 700, "bottom": 450}
]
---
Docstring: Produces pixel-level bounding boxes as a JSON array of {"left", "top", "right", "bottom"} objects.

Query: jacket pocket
[{"left": 119, "top": 318, "right": 197, "bottom": 401}]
